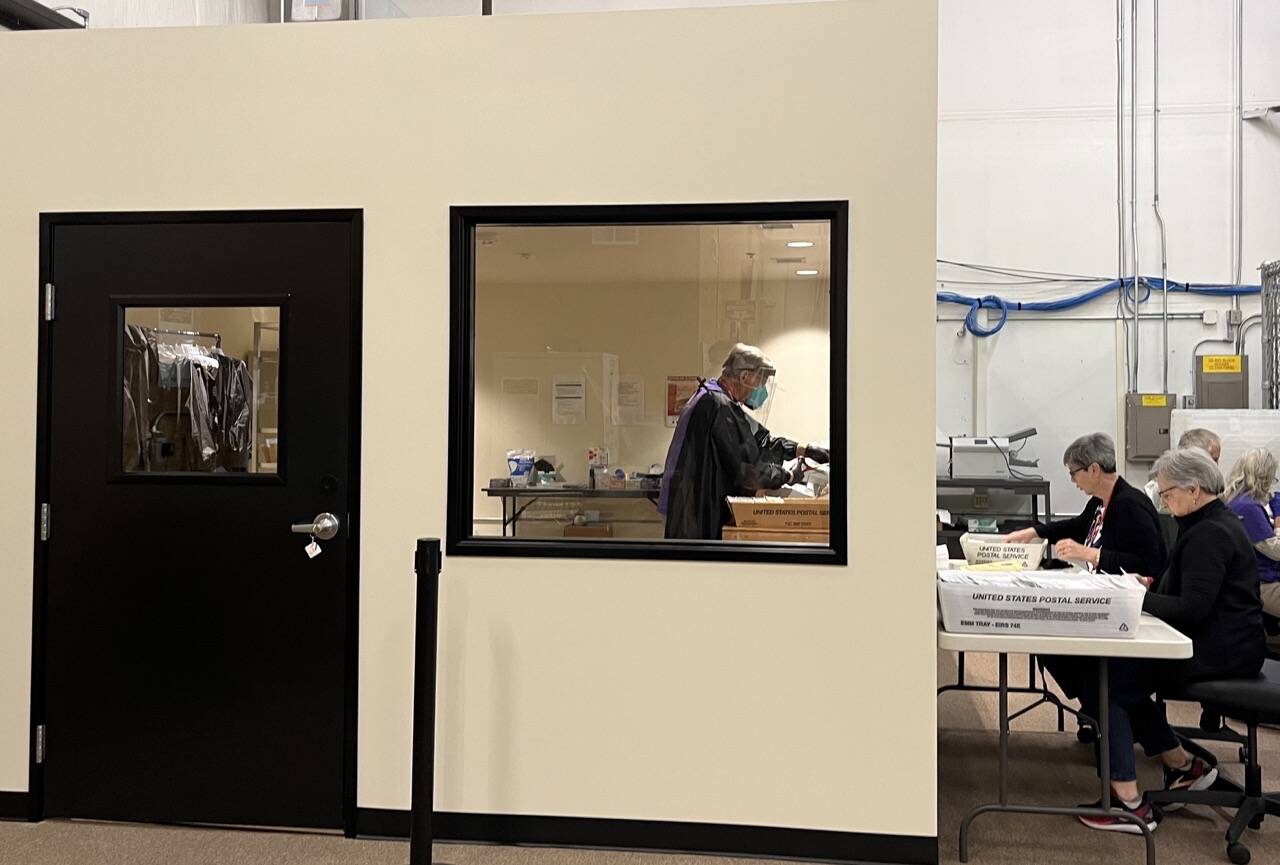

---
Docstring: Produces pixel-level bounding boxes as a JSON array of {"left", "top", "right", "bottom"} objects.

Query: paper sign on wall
[
  {"left": 665, "top": 376, "right": 700, "bottom": 428},
  {"left": 552, "top": 375, "right": 586, "bottom": 425},
  {"left": 618, "top": 376, "right": 645, "bottom": 425},
  {"left": 501, "top": 377, "right": 540, "bottom": 396}
]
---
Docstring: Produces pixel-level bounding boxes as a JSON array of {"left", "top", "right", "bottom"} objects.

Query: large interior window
[{"left": 448, "top": 203, "right": 847, "bottom": 563}]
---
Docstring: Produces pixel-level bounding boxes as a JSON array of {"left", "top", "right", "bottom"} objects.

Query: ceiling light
[
  {"left": 787, "top": 241, "right": 815, "bottom": 248},
  {"left": 795, "top": 269, "right": 819, "bottom": 276}
]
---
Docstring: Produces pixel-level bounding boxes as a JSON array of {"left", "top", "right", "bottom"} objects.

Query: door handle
[{"left": 291, "top": 512, "right": 341, "bottom": 541}]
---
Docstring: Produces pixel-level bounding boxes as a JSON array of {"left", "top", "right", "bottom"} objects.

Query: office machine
[{"left": 945, "top": 427, "right": 1039, "bottom": 479}]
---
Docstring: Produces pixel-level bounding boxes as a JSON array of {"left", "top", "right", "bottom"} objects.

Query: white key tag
[{"left": 306, "top": 536, "right": 322, "bottom": 559}]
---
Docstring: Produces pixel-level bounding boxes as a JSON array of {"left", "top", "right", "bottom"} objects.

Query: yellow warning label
[
  {"left": 1202, "top": 355, "right": 1242, "bottom": 374},
  {"left": 1141, "top": 394, "right": 1168, "bottom": 408}
]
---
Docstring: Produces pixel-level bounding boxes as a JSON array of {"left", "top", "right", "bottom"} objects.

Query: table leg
[
  {"left": 1096, "top": 657, "right": 1157, "bottom": 865},
  {"left": 958, "top": 654, "right": 1157, "bottom": 865},
  {"left": 999, "top": 653, "right": 1009, "bottom": 805}
]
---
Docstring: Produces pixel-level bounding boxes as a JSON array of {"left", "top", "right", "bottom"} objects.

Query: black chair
[{"left": 1149, "top": 659, "right": 1280, "bottom": 864}]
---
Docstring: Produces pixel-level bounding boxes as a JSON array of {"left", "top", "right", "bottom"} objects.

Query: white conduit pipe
[
  {"left": 1153, "top": 0, "right": 1169, "bottom": 392},
  {"left": 1116, "top": 0, "right": 1129, "bottom": 389},
  {"left": 1130, "top": 0, "right": 1140, "bottom": 392}
]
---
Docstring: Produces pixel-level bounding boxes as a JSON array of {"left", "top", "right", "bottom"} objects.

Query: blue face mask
[{"left": 744, "top": 385, "right": 769, "bottom": 409}]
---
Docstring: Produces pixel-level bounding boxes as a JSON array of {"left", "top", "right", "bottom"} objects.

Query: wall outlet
[
  {"left": 1182, "top": 394, "right": 1197, "bottom": 409},
  {"left": 1228, "top": 308, "right": 1244, "bottom": 326},
  {"left": 1202, "top": 309, "right": 1219, "bottom": 325}
]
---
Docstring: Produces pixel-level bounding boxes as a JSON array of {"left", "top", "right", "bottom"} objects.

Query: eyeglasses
[
  {"left": 1156, "top": 485, "right": 1181, "bottom": 500},
  {"left": 1067, "top": 466, "right": 1086, "bottom": 479}
]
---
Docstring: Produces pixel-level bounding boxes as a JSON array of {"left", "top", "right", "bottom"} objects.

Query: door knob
[{"left": 291, "top": 512, "right": 341, "bottom": 541}]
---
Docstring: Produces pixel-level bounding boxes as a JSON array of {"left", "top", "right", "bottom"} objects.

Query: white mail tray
[
  {"left": 959, "top": 532, "right": 1046, "bottom": 569},
  {"left": 937, "top": 570, "right": 1145, "bottom": 638}
]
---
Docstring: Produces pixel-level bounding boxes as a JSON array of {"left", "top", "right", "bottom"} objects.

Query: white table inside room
[{"left": 937, "top": 611, "right": 1192, "bottom": 865}]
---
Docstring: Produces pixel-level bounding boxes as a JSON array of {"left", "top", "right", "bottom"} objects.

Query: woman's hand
[
  {"left": 1134, "top": 575, "right": 1155, "bottom": 589},
  {"left": 1053, "top": 538, "right": 1099, "bottom": 566},
  {"left": 1002, "top": 528, "right": 1040, "bottom": 544}
]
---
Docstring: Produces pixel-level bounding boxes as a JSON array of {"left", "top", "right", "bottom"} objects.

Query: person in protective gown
[{"left": 658, "top": 343, "right": 829, "bottom": 540}]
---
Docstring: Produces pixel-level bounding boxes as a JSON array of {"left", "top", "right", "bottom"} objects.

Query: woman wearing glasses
[
  {"left": 1002, "top": 432, "right": 1166, "bottom": 576},
  {"left": 1023, "top": 447, "right": 1264, "bottom": 833}
]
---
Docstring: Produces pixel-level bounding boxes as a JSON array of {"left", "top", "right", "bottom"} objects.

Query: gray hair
[
  {"left": 1224, "top": 448, "right": 1277, "bottom": 504},
  {"left": 1154, "top": 447, "right": 1225, "bottom": 495},
  {"left": 1063, "top": 433, "right": 1117, "bottom": 474},
  {"left": 1178, "top": 427, "right": 1221, "bottom": 457},
  {"left": 722, "top": 343, "right": 775, "bottom": 375}
]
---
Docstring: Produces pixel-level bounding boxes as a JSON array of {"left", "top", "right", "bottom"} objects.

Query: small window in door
[{"left": 120, "top": 306, "right": 281, "bottom": 475}]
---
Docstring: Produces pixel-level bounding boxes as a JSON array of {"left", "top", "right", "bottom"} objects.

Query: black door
[{"left": 36, "top": 211, "right": 361, "bottom": 829}]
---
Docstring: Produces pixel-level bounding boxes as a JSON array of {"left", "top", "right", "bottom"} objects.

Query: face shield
[{"left": 735, "top": 365, "right": 777, "bottom": 426}]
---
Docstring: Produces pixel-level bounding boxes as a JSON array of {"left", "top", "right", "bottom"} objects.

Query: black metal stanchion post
[{"left": 409, "top": 538, "right": 447, "bottom": 865}]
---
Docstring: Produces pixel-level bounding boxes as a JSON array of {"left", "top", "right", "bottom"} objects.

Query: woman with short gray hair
[
  {"left": 1004, "top": 432, "right": 1165, "bottom": 576},
  {"left": 1055, "top": 445, "right": 1266, "bottom": 832}
]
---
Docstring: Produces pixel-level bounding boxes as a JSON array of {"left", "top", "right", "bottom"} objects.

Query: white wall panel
[{"left": 938, "top": 0, "right": 1280, "bottom": 516}]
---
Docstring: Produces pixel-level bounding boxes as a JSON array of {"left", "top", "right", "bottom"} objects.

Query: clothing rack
[{"left": 145, "top": 327, "right": 222, "bottom": 348}]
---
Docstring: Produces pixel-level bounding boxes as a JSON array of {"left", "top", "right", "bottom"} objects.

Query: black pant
[{"left": 1041, "top": 656, "right": 1179, "bottom": 783}]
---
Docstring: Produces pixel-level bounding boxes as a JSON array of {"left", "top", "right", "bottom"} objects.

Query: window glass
[
  {"left": 121, "top": 306, "right": 280, "bottom": 474},
  {"left": 465, "top": 215, "right": 837, "bottom": 552}
]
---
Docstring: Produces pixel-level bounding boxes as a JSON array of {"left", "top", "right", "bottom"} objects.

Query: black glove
[
  {"left": 786, "top": 465, "right": 807, "bottom": 486},
  {"left": 803, "top": 444, "right": 830, "bottom": 465}
]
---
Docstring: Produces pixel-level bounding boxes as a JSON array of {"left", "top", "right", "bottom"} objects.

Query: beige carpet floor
[
  {"left": 937, "top": 649, "right": 1280, "bottom": 865},
  {"left": 2, "top": 652, "right": 1276, "bottom": 865},
  {"left": 0, "top": 821, "right": 803, "bottom": 865}
]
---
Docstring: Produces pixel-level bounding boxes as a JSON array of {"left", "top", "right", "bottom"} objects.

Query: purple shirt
[{"left": 1227, "top": 494, "right": 1280, "bottom": 583}]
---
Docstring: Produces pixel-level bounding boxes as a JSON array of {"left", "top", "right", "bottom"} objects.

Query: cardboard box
[
  {"left": 726, "top": 496, "right": 830, "bottom": 530},
  {"left": 958, "top": 532, "right": 1046, "bottom": 569},
  {"left": 564, "top": 524, "right": 612, "bottom": 538},
  {"left": 937, "top": 570, "right": 1144, "bottom": 638},
  {"left": 722, "top": 526, "right": 830, "bottom": 544}
]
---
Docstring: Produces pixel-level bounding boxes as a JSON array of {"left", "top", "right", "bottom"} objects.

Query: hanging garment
[
  {"left": 188, "top": 361, "right": 218, "bottom": 469},
  {"left": 122, "top": 325, "right": 158, "bottom": 471},
  {"left": 210, "top": 354, "right": 254, "bottom": 471}
]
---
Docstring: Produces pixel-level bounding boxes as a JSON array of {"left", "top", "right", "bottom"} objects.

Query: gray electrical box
[
  {"left": 1124, "top": 393, "right": 1174, "bottom": 460},
  {"left": 1194, "top": 354, "right": 1249, "bottom": 409}
]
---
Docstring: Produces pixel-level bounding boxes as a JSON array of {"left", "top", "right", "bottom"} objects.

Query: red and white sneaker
[
  {"left": 1077, "top": 798, "right": 1161, "bottom": 834},
  {"left": 1161, "top": 756, "right": 1218, "bottom": 812}
]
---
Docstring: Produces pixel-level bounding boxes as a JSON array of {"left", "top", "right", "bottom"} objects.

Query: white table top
[{"left": 938, "top": 613, "right": 1193, "bottom": 660}]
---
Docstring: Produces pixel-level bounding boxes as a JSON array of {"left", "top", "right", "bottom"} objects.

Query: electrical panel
[
  {"left": 1194, "top": 354, "right": 1249, "bottom": 409},
  {"left": 1124, "top": 393, "right": 1174, "bottom": 460}
]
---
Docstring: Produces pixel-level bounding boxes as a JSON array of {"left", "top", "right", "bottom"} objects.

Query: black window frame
[{"left": 447, "top": 201, "right": 848, "bottom": 565}]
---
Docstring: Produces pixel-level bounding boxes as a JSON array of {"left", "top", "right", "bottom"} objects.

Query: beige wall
[{"left": 0, "top": 1, "right": 939, "bottom": 837}]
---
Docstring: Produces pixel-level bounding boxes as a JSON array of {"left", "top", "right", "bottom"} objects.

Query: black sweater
[
  {"left": 1035, "top": 476, "right": 1166, "bottom": 576},
  {"left": 1144, "top": 498, "right": 1265, "bottom": 686}
]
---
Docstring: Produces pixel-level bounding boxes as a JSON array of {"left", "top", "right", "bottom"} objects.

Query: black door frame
[{"left": 29, "top": 209, "right": 364, "bottom": 835}]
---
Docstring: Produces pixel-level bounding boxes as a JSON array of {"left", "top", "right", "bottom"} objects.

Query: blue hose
[{"left": 938, "top": 276, "right": 1260, "bottom": 337}]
